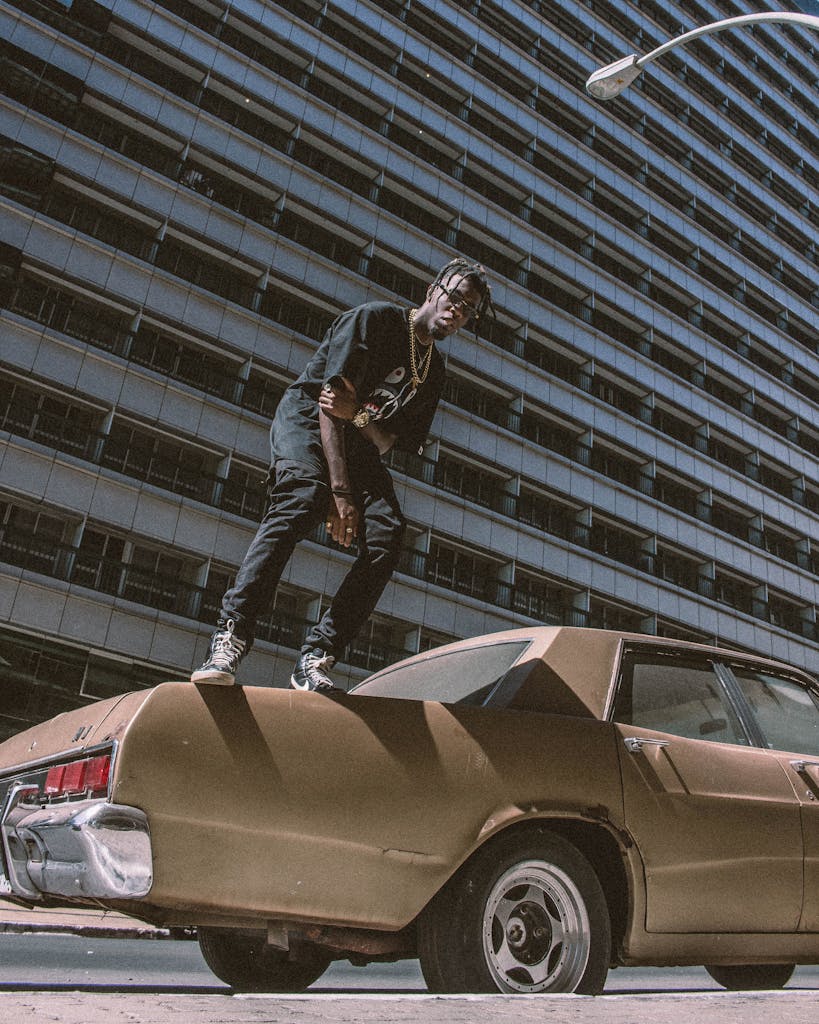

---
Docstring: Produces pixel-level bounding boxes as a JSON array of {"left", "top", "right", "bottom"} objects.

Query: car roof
[{"left": 358, "top": 627, "right": 811, "bottom": 721}]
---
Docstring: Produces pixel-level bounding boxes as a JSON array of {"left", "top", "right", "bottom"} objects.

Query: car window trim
[{"left": 713, "top": 662, "right": 768, "bottom": 749}]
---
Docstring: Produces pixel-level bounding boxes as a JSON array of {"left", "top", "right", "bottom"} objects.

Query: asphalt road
[
  {"left": 1, "top": 934, "right": 819, "bottom": 1023},
  {"left": 2, "top": 933, "right": 819, "bottom": 992}
]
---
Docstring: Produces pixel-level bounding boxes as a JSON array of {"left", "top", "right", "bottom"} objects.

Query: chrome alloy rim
[{"left": 481, "top": 859, "right": 591, "bottom": 993}]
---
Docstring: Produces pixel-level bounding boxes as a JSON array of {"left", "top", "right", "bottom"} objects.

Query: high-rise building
[{"left": 1, "top": 0, "right": 817, "bottom": 739}]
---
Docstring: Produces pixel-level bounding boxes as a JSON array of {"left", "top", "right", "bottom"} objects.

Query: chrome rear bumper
[{"left": 1, "top": 788, "right": 152, "bottom": 900}]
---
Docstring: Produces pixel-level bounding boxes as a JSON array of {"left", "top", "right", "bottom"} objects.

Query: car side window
[
  {"left": 613, "top": 654, "right": 747, "bottom": 745},
  {"left": 731, "top": 667, "right": 819, "bottom": 756},
  {"left": 351, "top": 640, "right": 532, "bottom": 704}
]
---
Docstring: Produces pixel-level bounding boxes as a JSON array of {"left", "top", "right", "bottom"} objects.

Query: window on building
[
  {"left": 100, "top": 29, "right": 201, "bottom": 101},
  {"left": 518, "top": 486, "right": 583, "bottom": 544},
  {"left": 443, "top": 373, "right": 519, "bottom": 433},
  {"left": 179, "top": 158, "right": 279, "bottom": 228},
  {"left": 221, "top": 460, "right": 267, "bottom": 522},
  {"left": 589, "top": 517, "right": 648, "bottom": 571},
  {"left": 654, "top": 544, "right": 702, "bottom": 592},
  {"left": 39, "top": 181, "right": 155, "bottom": 258},
  {"left": 5, "top": 273, "right": 131, "bottom": 355},
  {"left": 348, "top": 614, "right": 414, "bottom": 673},
  {"left": 0, "top": 502, "right": 74, "bottom": 579},
  {"left": 307, "top": 68, "right": 385, "bottom": 130},
  {"left": 75, "top": 101, "right": 181, "bottom": 178},
  {"left": 255, "top": 584, "right": 315, "bottom": 651},
  {"left": 709, "top": 497, "right": 751, "bottom": 542},
  {"left": 101, "top": 420, "right": 220, "bottom": 504},
  {"left": 259, "top": 282, "right": 337, "bottom": 339},
  {"left": 587, "top": 440, "right": 643, "bottom": 491},
  {"left": 276, "top": 206, "right": 363, "bottom": 271},
  {"left": 376, "top": 182, "right": 454, "bottom": 242},
  {"left": 467, "top": 98, "right": 532, "bottom": 153},
  {"left": 396, "top": 56, "right": 466, "bottom": 115},
  {"left": 292, "top": 133, "right": 377, "bottom": 199},
  {"left": 366, "top": 254, "right": 426, "bottom": 302},
  {"left": 153, "top": 235, "right": 258, "bottom": 307},
  {"left": 425, "top": 538, "right": 501, "bottom": 604},
  {"left": 435, "top": 450, "right": 515, "bottom": 517},
  {"left": 0, "top": 39, "right": 82, "bottom": 126},
  {"left": 199, "top": 85, "right": 293, "bottom": 152},
  {"left": 589, "top": 598, "right": 645, "bottom": 633},
  {"left": 130, "top": 323, "right": 243, "bottom": 402},
  {"left": 508, "top": 572, "right": 577, "bottom": 625},
  {"left": 73, "top": 527, "right": 201, "bottom": 618},
  {"left": 0, "top": 133, "right": 53, "bottom": 206},
  {"left": 0, "top": 374, "right": 102, "bottom": 459}
]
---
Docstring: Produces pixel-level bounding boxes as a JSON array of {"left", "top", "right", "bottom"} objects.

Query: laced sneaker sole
[{"left": 190, "top": 666, "right": 238, "bottom": 685}]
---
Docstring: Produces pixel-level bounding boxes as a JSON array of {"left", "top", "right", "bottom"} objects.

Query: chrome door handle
[
  {"left": 623, "top": 736, "right": 670, "bottom": 754},
  {"left": 790, "top": 759, "right": 819, "bottom": 774}
]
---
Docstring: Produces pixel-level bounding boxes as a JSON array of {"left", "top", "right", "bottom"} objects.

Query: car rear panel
[
  {"left": 108, "top": 682, "right": 624, "bottom": 930},
  {"left": 0, "top": 690, "right": 155, "bottom": 777},
  {"left": 0, "top": 690, "right": 157, "bottom": 903}
]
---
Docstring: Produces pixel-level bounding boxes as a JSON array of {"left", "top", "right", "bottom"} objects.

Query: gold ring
[{"left": 345, "top": 527, "right": 353, "bottom": 533}]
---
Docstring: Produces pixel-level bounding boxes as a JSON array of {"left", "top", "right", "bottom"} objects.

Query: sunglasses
[{"left": 439, "top": 283, "right": 480, "bottom": 320}]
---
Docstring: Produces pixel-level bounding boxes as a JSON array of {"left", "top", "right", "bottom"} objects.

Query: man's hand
[
  {"left": 319, "top": 377, "right": 359, "bottom": 420},
  {"left": 326, "top": 492, "right": 359, "bottom": 548}
]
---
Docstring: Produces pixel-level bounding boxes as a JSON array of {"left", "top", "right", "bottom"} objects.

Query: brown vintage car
[{"left": 2, "top": 626, "right": 819, "bottom": 994}]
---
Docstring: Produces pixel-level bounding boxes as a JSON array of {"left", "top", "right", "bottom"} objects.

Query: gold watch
[{"left": 352, "top": 408, "right": 371, "bottom": 428}]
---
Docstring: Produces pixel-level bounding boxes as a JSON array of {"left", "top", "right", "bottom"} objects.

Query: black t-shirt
[{"left": 271, "top": 302, "right": 445, "bottom": 473}]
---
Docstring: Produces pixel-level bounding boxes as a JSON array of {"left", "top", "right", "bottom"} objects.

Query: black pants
[{"left": 218, "top": 452, "right": 406, "bottom": 659}]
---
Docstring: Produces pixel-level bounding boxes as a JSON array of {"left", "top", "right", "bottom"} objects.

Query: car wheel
[
  {"left": 418, "top": 829, "right": 611, "bottom": 994},
  {"left": 197, "top": 928, "right": 331, "bottom": 992},
  {"left": 704, "top": 963, "right": 795, "bottom": 990}
]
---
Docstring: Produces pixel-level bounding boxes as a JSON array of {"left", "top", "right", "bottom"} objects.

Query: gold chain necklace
[{"left": 408, "top": 308, "right": 433, "bottom": 388}]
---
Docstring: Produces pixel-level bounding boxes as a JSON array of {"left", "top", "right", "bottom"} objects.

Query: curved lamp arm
[{"left": 586, "top": 12, "right": 819, "bottom": 99}]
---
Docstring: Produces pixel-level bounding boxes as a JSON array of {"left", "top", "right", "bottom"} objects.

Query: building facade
[{"left": 0, "top": 0, "right": 817, "bottom": 739}]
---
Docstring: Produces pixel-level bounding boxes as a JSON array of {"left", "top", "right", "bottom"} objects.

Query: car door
[
  {"left": 726, "top": 663, "right": 819, "bottom": 932},
  {"left": 612, "top": 646, "right": 803, "bottom": 934}
]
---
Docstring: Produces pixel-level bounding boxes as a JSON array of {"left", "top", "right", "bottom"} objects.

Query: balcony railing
[{"left": 0, "top": 523, "right": 415, "bottom": 670}]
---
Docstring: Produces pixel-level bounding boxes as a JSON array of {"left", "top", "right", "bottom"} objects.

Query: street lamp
[{"left": 586, "top": 11, "right": 819, "bottom": 100}]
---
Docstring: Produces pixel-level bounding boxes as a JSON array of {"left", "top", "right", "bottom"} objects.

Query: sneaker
[
  {"left": 290, "top": 648, "right": 337, "bottom": 692},
  {"left": 191, "top": 619, "right": 247, "bottom": 685}
]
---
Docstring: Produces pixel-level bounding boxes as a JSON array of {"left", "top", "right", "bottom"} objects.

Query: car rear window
[{"left": 350, "top": 640, "right": 532, "bottom": 704}]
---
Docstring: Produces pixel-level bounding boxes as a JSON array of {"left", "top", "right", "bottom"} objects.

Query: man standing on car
[{"left": 192, "top": 258, "right": 493, "bottom": 691}]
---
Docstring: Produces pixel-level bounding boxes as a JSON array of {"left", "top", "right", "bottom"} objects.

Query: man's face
[{"left": 425, "top": 274, "right": 483, "bottom": 340}]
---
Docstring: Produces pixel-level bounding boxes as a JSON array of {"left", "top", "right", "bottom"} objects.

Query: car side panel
[
  {"left": 617, "top": 725, "right": 803, "bottom": 933},
  {"left": 111, "top": 683, "right": 625, "bottom": 930}
]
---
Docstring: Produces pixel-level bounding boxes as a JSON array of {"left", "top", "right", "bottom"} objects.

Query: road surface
[{"left": 1, "top": 933, "right": 818, "bottom": 1023}]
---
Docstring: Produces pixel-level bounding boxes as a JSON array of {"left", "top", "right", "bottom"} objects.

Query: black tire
[
  {"left": 197, "top": 927, "right": 331, "bottom": 992},
  {"left": 418, "top": 829, "right": 611, "bottom": 995},
  {"left": 704, "top": 963, "right": 795, "bottom": 991}
]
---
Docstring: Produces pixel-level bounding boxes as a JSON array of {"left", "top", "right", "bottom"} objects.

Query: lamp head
[{"left": 585, "top": 54, "right": 642, "bottom": 99}]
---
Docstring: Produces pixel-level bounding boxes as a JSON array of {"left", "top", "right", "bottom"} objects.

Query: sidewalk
[{"left": 0, "top": 897, "right": 168, "bottom": 938}]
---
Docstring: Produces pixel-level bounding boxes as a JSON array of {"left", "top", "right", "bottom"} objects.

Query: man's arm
[
  {"left": 319, "top": 404, "right": 359, "bottom": 548},
  {"left": 357, "top": 420, "right": 397, "bottom": 455},
  {"left": 318, "top": 378, "right": 396, "bottom": 454}
]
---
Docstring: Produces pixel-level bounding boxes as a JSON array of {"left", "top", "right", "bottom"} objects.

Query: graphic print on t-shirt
[{"left": 361, "top": 363, "right": 417, "bottom": 422}]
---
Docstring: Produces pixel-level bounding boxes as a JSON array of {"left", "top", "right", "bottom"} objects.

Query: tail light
[{"left": 44, "top": 754, "right": 111, "bottom": 798}]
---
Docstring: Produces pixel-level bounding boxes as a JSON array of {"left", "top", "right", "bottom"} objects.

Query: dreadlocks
[{"left": 432, "top": 257, "right": 495, "bottom": 333}]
